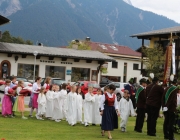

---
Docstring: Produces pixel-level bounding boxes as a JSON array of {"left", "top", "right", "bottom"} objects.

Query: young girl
[
  {"left": 76, "top": 87, "right": 84, "bottom": 124},
  {"left": 17, "top": 80, "right": 28, "bottom": 119},
  {"left": 46, "top": 85, "right": 55, "bottom": 119},
  {"left": 37, "top": 87, "right": 46, "bottom": 120},
  {"left": 67, "top": 85, "right": 77, "bottom": 126},
  {"left": 43, "top": 77, "right": 51, "bottom": 90},
  {"left": 84, "top": 87, "right": 95, "bottom": 127},
  {"left": 2, "top": 79, "right": 13, "bottom": 117},
  {"left": 59, "top": 83, "right": 68, "bottom": 120},
  {"left": 119, "top": 90, "right": 135, "bottom": 132},
  {"left": 29, "top": 77, "right": 42, "bottom": 117},
  {"left": 92, "top": 88, "right": 102, "bottom": 125},
  {"left": 52, "top": 85, "right": 61, "bottom": 122}
]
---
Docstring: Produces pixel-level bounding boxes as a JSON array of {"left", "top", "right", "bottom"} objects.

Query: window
[
  {"left": 17, "top": 64, "right": 39, "bottom": 80},
  {"left": 112, "top": 61, "right": 118, "bottom": 68},
  {"left": 91, "top": 70, "right": 97, "bottom": 81},
  {"left": 71, "top": 67, "right": 90, "bottom": 82},
  {"left": 133, "top": 64, "right": 139, "bottom": 70},
  {"left": 123, "top": 63, "right": 127, "bottom": 82},
  {"left": 45, "top": 66, "right": 65, "bottom": 79}
]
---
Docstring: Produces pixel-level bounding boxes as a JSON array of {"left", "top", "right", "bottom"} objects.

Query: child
[
  {"left": 76, "top": 87, "right": 84, "bottom": 124},
  {"left": 59, "top": 83, "right": 68, "bottom": 120},
  {"left": 10, "top": 76, "right": 17, "bottom": 116},
  {"left": 119, "top": 90, "right": 135, "bottom": 132},
  {"left": 43, "top": 77, "right": 51, "bottom": 90},
  {"left": 2, "top": 79, "right": 13, "bottom": 117},
  {"left": 92, "top": 88, "right": 102, "bottom": 125},
  {"left": 16, "top": 80, "right": 28, "bottom": 119},
  {"left": 46, "top": 85, "right": 55, "bottom": 119},
  {"left": 52, "top": 85, "right": 61, "bottom": 122},
  {"left": 84, "top": 87, "right": 95, "bottom": 127},
  {"left": 37, "top": 87, "right": 46, "bottom": 120},
  {"left": 67, "top": 85, "right": 77, "bottom": 126}
]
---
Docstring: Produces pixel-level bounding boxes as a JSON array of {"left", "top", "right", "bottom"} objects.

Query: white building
[
  {"left": 89, "top": 42, "right": 142, "bottom": 83},
  {"left": 0, "top": 42, "right": 114, "bottom": 83}
]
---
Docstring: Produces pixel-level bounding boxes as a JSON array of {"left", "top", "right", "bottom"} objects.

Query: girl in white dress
[
  {"left": 37, "top": 87, "right": 46, "bottom": 120},
  {"left": 92, "top": 88, "right": 102, "bottom": 125},
  {"left": 67, "top": 85, "right": 77, "bottom": 126},
  {"left": 59, "top": 83, "right": 68, "bottom": 120},
  {"left": 46, "top": 85, "right": 55, "bottom": 119},
  {"left": 84, "top": 87, "right": 95, "bottom": 127},
  {"left": 76, "top": 87, "right": 84, "bottom": 124},
  {"left": 52, "top": 85, "right": 61, "bottom": 122}
]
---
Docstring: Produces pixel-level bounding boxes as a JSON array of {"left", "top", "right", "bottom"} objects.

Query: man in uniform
[
  {"left": 146, "top": 77, "right": 164, "bottom": 136},
  {"left": 162, "top": 79, "right": 177, "bottom": 140}
]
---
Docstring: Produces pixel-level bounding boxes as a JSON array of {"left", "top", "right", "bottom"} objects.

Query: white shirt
[
  {"left": 32, "top": 82, "right": 41, "bottom": 94},
  {"left": 16, "top": 87, "right": 22, "bottom": 96},
  {"left": 100, "top": 92, "right": 118, "bottom": 110},
  {"left": 4, "top": 86, "right": 10, "bottom": 95}
]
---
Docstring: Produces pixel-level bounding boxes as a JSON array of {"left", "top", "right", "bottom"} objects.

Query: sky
[{"left": 130, "top": 0, "right": 180, "bottom": 23}]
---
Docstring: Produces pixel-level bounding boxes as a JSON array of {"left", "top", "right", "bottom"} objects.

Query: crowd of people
[{"left": 1, "top": 76, "right": 180, "bottom": 140}]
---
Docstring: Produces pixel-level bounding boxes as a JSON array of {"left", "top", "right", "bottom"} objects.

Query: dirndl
[
  {"left": 32, "top": 93, "right": 39, "bottom": 109},
  {"left": 13, "top": 97, "right": 18, "bottom": 112},
  {"left": 2, "top": 95, "right": 12, "bottom": 115},
  {"left": 101, "top": 105, "right": 118, "bottom": 131},
  {"left": 18, "top": 96, "right": 25, "bottom": 112}
]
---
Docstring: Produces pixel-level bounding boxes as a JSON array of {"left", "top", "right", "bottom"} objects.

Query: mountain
[{"left": 0, "top": 0, "right": 179, "bottom": 49}]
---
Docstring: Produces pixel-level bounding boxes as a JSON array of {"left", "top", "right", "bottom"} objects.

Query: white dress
[
  {"left": 59, "top": 89, "right": 68, "bottom": 119},
  {"left": 119, "top": 97, "right": 135, "bottom": 129},
  {"left": 76, "top": 94, "right": 83, "bottom": 122},
  {"left": 84, "top": 92, "right": 95, "bottom": 123},
  {"left": 46, "top": 90, "right": 54, "bottom": 118},
  {"left": 92, "top": 94, "right": 102, "bottom": 125},
  {"left": 177, "top": 94, "right": 180, "bottom": 106},
  {"left": 67, "top": 92, "right": 77, "bottom": 125},
  {"left": 52, "top": 91, "right": 61, "bottom": 120},
  {"left": 37, "top": 93, "right": 46, "bottom": 115}
]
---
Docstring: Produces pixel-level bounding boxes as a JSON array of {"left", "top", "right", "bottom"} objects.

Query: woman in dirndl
[
  {"left": 43, "top": 77, "right": 51, "bottom": 90},
  {"left": 29, "top": 77, "right": 42, "bottom": 117},
  {"left": 100, "top": 84, "right": 120, "bottom": 140}
]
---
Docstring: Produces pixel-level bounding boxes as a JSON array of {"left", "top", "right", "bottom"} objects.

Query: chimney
[{"left": 85, "top": 37, "right": 90, "bottom": 41}]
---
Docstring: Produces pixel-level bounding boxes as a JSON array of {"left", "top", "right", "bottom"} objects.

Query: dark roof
[
  {"left": 131, "top": 26, "right": 180, "bottom": 39},
  {"left": 0, "top": 42, "right": 114, "bottom": 61},
  {"left": 0, "top": 15, "right": 10, "bottom": 26},
  {"left": 88, "top": 42, "right": 141, "bottom": 57}
]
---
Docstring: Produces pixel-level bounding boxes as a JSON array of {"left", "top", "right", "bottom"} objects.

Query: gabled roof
[
  {"left": 0, "top": 15, "right": 10, "bottom": 26},
  {"left": 88, "top": 42, "right": 141, "bottom": 57},
  {"left": 131, "top": 26, "right": 180, "bottom": 39},
  {"left": 0, "top": 42, "right": 114, "bottom": 62}
]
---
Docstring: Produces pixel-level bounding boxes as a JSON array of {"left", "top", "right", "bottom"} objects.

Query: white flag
[{"left": 172, "top": 43, "right": 176, "bottom": 75}]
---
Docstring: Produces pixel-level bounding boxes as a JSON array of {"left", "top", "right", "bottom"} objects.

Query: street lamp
[{"left": 33, "top": 51, "right": 38, "bottom": 83}]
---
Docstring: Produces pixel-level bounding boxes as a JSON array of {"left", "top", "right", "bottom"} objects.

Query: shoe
[
  {"left": 81, "top": 121, "right": 84, "bottom": 124},
  {"left": 92, "top": 123, "right": 96, "bottom": 126},
  {"left": 108, "top": 137, "right": 112, "bottom": 140},
  {"left": 55, "top": 119, "right": 61, "bottom": 122},
  {"left": 39, "top": 117, "right": 44, "bottom": 120},
  {"left": 147, "top": 133, "right": 156, "bottom": 136},
  {"left": 71, "top": 123, "right": 75, "bottom": 126},
  {"left": 28, "top": 115, "right": 33, "bottom": 117},
  {"left": 10, "top": 115, "right": 14, "bottom": 118},
  {"left": 134, "top": 129, "right": 142, "bottom": 133},
  {"left": 121, "top": 127, "right": 125, "bottom": 132},
  {"left": 85, "top": 122, "right": 89, "bottom": 127},
  {"left": 35, "top": 114, "right": 40, "bottom": 120},
  {"left": 22, "top": 116, "right": 28, "bottom": 119}
]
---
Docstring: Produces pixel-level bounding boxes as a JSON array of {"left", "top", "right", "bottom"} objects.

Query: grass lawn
[{"left": 0, "top": 112, "right": 179, "bottom": 140}]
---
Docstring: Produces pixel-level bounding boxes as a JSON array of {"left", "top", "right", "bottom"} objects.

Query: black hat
[
  {"left": 172, "top": 79, "right": 177, "bottom": 84},
  {"left": 139, "top": 78, "right": 147, "bottom": 83},
  {"left": 152, "top": 77, "right": 159, "bottom": 82}
]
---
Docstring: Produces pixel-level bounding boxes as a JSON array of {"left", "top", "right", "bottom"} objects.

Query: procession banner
[
  {"left": 163, "top": 44, "right": 172, "bottom": 83},
  {"left": 172, "top": 43, "right": 176, "bottom": 75}
]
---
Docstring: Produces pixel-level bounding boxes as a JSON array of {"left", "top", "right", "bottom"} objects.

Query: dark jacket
[
  {"left": 136, "top": 87, "right": 146, "bottom": 108},
  {"left": 162, "top": 85, "right": 177, "bottom": 112},
  {"left": 125, "top": 84, "right": 135, "bottom": 96},
  {"left": 146, "top": 83, "right": 164, "bottom": 108}
]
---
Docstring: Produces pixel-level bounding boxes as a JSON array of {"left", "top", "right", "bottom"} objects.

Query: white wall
[
  {"left": 102, "top": 58, "right": 141, "bottom": 82},
  {"left": 0, "top": 53, "right": 100, "bottom": 83}
]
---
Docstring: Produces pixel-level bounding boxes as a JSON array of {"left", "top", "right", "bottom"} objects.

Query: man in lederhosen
[
  {"left": 146, "top": 77, "right": 164, "bottom": 136},
  {"left": 134, "top": 78, "right": 147, "bottom": 133},
  {"left": 162, "top": 79, "right": 178, "bottom": 140}
]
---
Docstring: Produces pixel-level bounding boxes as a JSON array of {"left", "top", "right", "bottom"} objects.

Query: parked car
[
  {"left": 101, "top": 82, "right": 128, "bottom": 97},
  {"left": 73, "top": 81, "right": 100, "bottom": 94},
  {"left": 41, "top": 78, "right": 66, "bottom": 87},
  {"left": 99, "top": 77, "right": 112, "bottom": 87}
]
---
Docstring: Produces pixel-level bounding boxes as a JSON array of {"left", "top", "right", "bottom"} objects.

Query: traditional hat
[
  {"left": 152, "top": 77, "right": 159, "bottom": 82},
  {"left": 129, "top": 78, "right": 134, "bottom": 84},
  {"left": 139, "top": 78, "right": 147, "bottom": 83}
]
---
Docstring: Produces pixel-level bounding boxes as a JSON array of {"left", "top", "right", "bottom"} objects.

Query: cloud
[{"left": 130, "top": 0, "right": 180, "bottom": 23}]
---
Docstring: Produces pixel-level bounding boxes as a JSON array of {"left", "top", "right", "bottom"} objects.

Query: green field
[{"left": 0, "top": 111, "right": 179, "bottom": 140}]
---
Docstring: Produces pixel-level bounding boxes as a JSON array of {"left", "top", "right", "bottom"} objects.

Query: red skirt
[{"left": 32, "top": 93, "right": 39, "bottom": 109}]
